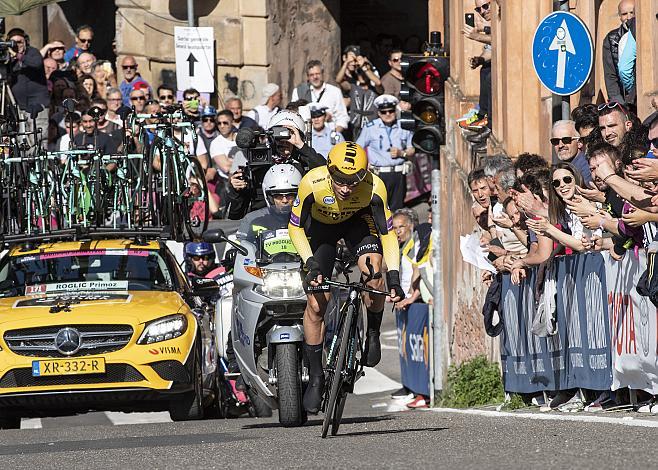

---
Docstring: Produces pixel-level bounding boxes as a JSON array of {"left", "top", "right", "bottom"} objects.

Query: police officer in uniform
[
  {"left": 356, "top": 94, "right": 415, "bottom": 210},
  {"left": 309, "top": 104, "right": 344, "bottom": 159}
]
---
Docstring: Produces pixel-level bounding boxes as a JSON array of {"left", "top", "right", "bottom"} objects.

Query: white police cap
[{"left": 374, "top": 94, "right": 399, "bottom": 110}]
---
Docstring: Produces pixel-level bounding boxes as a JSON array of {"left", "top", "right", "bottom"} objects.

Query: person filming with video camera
[
  {"left": 4, "top": 27, "right": 49, "bottom": 144},
  {"left": 224, "top": 109, "right": 325, "bottom": 219}
]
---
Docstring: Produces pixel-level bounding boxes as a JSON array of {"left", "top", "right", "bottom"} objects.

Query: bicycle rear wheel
[
  {"left": 181, "top": 157, "right": 209, "bottom": 240},
  {"left": 321, "top": 303, "right": 355, "bottom": 439}
]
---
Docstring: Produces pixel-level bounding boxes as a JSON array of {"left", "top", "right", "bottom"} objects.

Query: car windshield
[{"left": 0, "top": 249, "right": 174, "bottom": 297}]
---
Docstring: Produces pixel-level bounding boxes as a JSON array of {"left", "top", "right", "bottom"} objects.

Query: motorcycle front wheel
[{"left": 275, "top": 342, "right": 304, "bottom": 427}]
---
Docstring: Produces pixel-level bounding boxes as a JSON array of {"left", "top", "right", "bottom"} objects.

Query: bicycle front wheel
[
  {"left": 322, "top": 303, "right": 355, "bottom": 438},
  {"left": 181, "top": 157, "right": 209, "bottom": 240}
]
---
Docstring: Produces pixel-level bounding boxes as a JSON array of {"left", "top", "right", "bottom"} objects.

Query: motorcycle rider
[
  {"left": 225, "top": 110, "right": 325, "bottom": 219},
  {"left": 184, "top": 242, "right": 246, "bottom": 402},
  {"left": 236, "top": 163, "right": 303, "bottom": 245}
]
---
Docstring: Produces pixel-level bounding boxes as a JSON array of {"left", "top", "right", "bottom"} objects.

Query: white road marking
[
  {"left": 21, "top": 418, "right": 43, "bottom": 429},
  {"left": 104, "top": 411, "right": 172, "bottom": 425},
  {"left": 380, "top": 344, "right": 398, "bottom": 350},
  {"left": 381, "top": 330, "right": 398, "bottom": 338},
  {"left": 354, "top": 367, "right": 401, "bottom": 395},
  {"left": 430, "top": 407, "right": 658, "bottom": 428}
]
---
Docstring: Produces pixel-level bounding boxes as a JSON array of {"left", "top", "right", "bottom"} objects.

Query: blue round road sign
[{"left": 532, "top": 11, "right": 593, "bottom": 96}]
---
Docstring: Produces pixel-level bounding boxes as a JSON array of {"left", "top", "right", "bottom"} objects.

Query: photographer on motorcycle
[
  {"left": 236, "top": 163, "right": 303, "bottom": 244},
  {"left": 224, "top": 110, "right": 325, "bottom": 220}
]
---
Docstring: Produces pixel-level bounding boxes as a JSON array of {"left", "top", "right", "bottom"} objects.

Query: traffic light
[{"left": 399, "top": 32, "right": 449, "bottom": 156}]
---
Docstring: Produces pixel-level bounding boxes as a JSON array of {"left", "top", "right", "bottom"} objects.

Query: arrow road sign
[
  {"left": 532, "top": 12, "right": 593, "bottom": 96},
  {"left": 548, "top": 19, "right": 576, "bottom": 89},
  {"left": 187, "top": 53, "right": 198, "bottom": 77},
  {"left": 174, "top": 27, "right": 215, "bottom": 93}
]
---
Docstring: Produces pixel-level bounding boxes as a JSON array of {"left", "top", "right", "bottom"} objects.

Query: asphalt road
[
  {"left": 3, "top": 403, "right": 658, "bottom": 468},
  {"left": 2, "top": 314, "right": 658, "bottom": 467}
]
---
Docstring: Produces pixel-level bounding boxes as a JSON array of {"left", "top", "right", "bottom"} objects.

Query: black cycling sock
[
  {"left": 304, "top": 342, "right": 324, "bottom": 377},
  {"left": 367, "top": 309, "right": 383, "bottom": 335}
]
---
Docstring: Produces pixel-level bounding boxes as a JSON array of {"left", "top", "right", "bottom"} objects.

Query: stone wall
[{"left": 111, "top": 0, "right": 340, "bottom": 109}]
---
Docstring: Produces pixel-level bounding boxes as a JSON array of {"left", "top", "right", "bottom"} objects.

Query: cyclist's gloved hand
[
  {"left": 386, "top": 270, "right": 405, "bottom": 302},
  {"left": 304, "top": 256, "right": 323, "bottom": 285}
]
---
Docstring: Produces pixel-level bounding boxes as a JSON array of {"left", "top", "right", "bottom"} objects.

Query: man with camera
[
  {"left": 224, "top": 110, "right": 325, "bottom": 220},
  {"left": 291, "top": 60, "right": 348, "bottom": 134},
  {"left": 6, "top": 28, "right": 49, "bottom": 146}
]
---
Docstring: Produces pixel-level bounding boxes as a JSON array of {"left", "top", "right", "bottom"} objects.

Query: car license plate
[{"left": 31, "top": 357, "right": 106, "bottom": 377}]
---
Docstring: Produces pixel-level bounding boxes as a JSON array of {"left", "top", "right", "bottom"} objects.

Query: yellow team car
[{"left": 0, "top": 238, "right": 221, "bottom": 429}]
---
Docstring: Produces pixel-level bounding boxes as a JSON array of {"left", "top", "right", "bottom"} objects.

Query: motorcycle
[{"left": 204, "top": 227, "right": 308, "bottom": 426}]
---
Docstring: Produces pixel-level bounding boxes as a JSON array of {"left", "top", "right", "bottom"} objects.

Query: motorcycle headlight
[
  {"left": 254, "top": 269, "right": 304, "bottom": 299},
  {"left": 137, "top": 314, "right": 188, "bottom": 344}
]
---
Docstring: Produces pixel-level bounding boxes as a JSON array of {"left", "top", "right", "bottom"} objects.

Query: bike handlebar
[{"left": 322, "top": 278, "right": 390, "bottom": 297}]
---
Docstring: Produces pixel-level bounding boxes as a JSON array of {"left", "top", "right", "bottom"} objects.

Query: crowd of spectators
[
  {"left": 468, "top": 99, "right": 658, "bottom": 410},
  {"left": 7, "top": 22, "right": 423, "bottom": 218}
]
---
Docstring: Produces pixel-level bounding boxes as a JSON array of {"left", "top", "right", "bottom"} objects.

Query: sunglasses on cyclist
[
  {"left": 130, "top": 96, "right": 145, "bottom": 101},
  {"left": 552, "top": 175, "right": 574, "bottom": 188},
  {"left": 202, "top": 117, "right": 216, "bottom": 123},
  {"left": 550, "top": 136, "right": 579, "bottom": 146},
  {"left": 191, "top": 255, "right": 212, "bottom": 261},
  {"left": 475, "top": 2, "right": 490, "bottom": 13},
  {"left": 159, "top": 94, "right": 174, "bottom": 100},
  {"left": 122, "top": 65, "right": 137, "bottom": 70},
  {"left": 79, "top": 38, "right": 92, "bottom": 44}
]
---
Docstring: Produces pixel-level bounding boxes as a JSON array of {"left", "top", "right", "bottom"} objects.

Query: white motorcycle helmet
[
  {"left": 261, "top": 163, "right": 302, "bottom": 214},
  {"left": 267, "top": 110, "right": 306, "bottom": 136}
]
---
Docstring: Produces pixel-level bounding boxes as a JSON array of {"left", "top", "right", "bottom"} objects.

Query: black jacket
[
  {"left": 602, "top": 18, "right": 636, "bottom": 106},
  {"left": 9, "top": 46, "right": 49, "bottom": 115},
  {"left": 225, "top": 144, "right": 325, "bottom": 220}
]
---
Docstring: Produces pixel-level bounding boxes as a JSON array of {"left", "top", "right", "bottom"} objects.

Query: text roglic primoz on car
[{"left": 0, "top": 237, "right": 223, "bottom": 429}]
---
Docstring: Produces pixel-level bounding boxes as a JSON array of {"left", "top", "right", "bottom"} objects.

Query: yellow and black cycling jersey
[{"left": 288, "top": 166, "right": 399, "bottom": 271}]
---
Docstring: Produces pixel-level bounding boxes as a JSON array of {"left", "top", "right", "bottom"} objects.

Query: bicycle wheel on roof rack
[
  {"left": 181, "top": 156, "right": 209, "bottom": 241},
  {"left": 164, "top": 152, "right": 184, "bottom": 241},
  {"left": 146, "top": 137, "right": 167, "bottom": 229}
]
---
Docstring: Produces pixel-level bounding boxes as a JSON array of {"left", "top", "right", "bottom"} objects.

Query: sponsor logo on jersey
[
  {"left": 293, "top": 196, "right": 300, "bottom": 207},
  {"left": 323, "top": 196, "right": 335, "bottom": 205}
]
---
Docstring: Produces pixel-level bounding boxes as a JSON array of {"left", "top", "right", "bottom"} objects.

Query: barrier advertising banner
[
  {"left": 500, "top": 253, "right": 612, "bottom": 393},
  {"left": 396, "top": 304, "right": 430, "bottom": 396},
  {"left": 605, "top": 252, "right": 658, "bottom": 394}
]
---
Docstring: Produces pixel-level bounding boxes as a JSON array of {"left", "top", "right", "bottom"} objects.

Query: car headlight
[
  {"left": 137, "top": 314, "right": 188, "bottom": 344},
  {"left": 254, "top": 269, "right": 304, "bottom": 299}
]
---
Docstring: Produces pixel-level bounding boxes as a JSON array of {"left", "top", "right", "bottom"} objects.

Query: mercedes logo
[{"left": 54, "top": 327, "right": 82, "bottom": 356}]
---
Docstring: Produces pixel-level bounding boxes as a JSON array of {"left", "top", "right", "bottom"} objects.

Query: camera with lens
[{"left": 0, "top": 18, "right": 17, "bottom": 66}]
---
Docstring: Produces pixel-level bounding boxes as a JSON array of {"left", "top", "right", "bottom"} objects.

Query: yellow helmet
[{"left": 327, "top": 141, "right": 368, "bottom": 184}]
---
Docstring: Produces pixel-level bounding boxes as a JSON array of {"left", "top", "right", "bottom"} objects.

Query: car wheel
[
  {"left": 169, "top": 344, "right": 204, "bottom": 421},
  {"left": 0, "top": 416, "right": 20, "bottom": 430}
]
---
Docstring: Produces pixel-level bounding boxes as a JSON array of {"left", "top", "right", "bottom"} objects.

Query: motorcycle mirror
[
  {"left": 203, "top": 229, "right": 249, "bottom": 256},
  {"left": 202, "top": 229, "right": 226, "bottom": 243}
]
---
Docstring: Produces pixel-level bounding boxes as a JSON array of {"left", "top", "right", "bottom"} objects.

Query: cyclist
[
  {"left": 236, "top": 163, "right": 302, "bottom": 245},
  {"left": 288, "top": 141, "right": 404, "bottom": 413}
]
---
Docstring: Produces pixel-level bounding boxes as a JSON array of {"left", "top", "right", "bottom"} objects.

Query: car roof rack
[{"left": 0, "top": 225, "right": 172, "bottom": 250}]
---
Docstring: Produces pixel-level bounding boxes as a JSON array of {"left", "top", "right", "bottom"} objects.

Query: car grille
[
  {"left": 3, "top": 325, "right": 134, "bottom": 357},
  {"left": 0, "top": 364, "right": 145, "bottom": 388}
]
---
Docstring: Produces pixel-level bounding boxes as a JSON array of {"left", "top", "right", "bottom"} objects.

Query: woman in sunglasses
[{"left": 526, "top": 162, "right": 600, "bottom": 253}]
